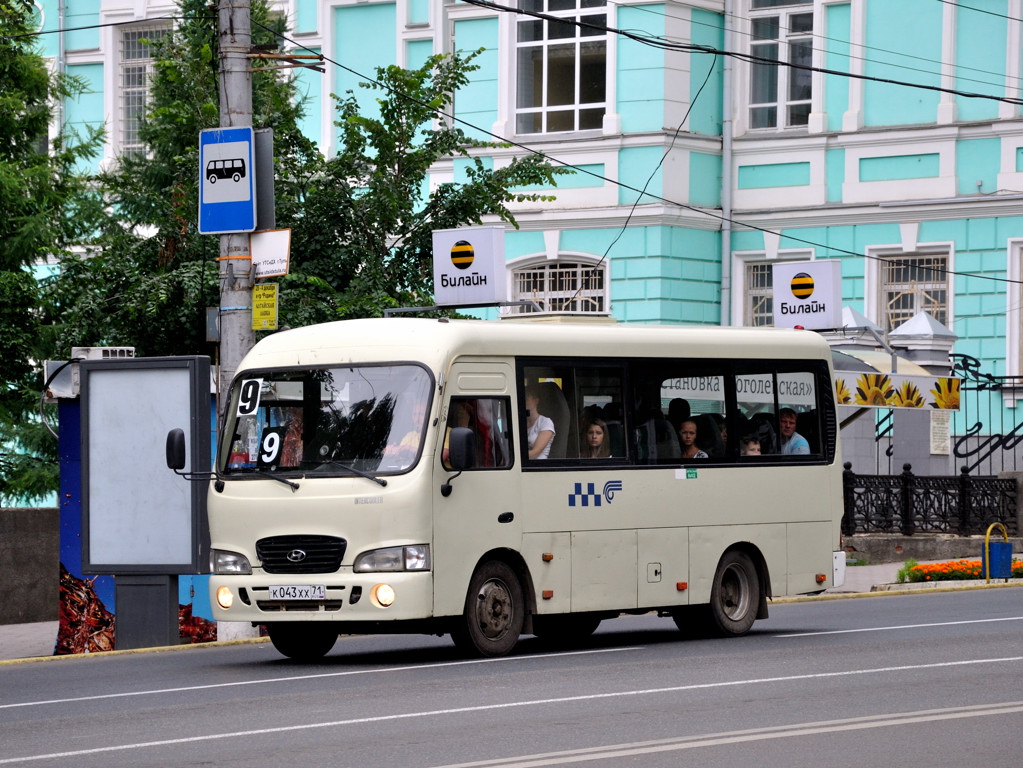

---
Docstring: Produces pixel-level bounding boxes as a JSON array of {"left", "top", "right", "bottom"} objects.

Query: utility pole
[{"left": 216, "top": 0, "right": 254, "bottom": 414}]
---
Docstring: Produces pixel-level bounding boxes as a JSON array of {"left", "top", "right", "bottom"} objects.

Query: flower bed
[{"left": 899, "top": 558, "right": 1023, "bottom": 583}]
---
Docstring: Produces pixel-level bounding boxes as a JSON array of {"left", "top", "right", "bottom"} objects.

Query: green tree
[
  {"left": 44, "top": 0, "right": 319, "bottom": 357},
  {"left": 0, "top": 0, "right": 102, "bottom": 504},
  {"left": 286, "top": 52, "right": 569, "bottom": 322}
]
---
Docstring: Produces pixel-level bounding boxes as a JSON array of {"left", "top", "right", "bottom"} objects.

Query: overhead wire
[
  {"left": 12, "top": 6, "right": 1023, "bottom": 289},
  {"left": 263, "top": 7, "right": 1023, "bottom": 289},
  {"left": 610, "top": 0, "right": 1023, "bottom": 93}
]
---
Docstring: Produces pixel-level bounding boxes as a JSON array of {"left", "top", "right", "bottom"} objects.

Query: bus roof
[{"left": 238, "top": 318, "right": 833, "bottom": 373}]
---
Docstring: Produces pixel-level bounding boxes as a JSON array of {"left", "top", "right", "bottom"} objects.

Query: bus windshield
[{"left": 221, "top": 364, "right": 433, "bottom": 477}]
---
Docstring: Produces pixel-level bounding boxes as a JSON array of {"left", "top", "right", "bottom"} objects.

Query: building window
[
  {"left": 880, "top": 254, "right": 948, "bottom": 331},
  {"left": 515, "top": 0, "right": 607, "bottom": 134},
  {"left": 120, "top": 26, "right": 167, "bottom": 155},
  {"left": 748, "top": 0, "right": 813, "bottom": 129},
  {"left": 745, "top": 262, "right": 774, "bottom": 327},
  {"left": 1007, "top": 240, "right": 1023, "bottom": 380},
  {"left": 511, "top": 260, "right": 608, "bottom": 314},
  {"left": 735, "top": 253, "right": 813, "bottom": 326}
]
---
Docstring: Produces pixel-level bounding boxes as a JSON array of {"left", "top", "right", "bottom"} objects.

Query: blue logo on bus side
[{"left": 568, "top": 480, "right": 623, "bottom": 507}]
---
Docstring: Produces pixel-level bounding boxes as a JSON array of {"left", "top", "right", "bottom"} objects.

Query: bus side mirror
[
  {"left": 447, "top": 427, "right": 476, "bottom": 471},
  {"left": 166, "top": 428, "right": 187, "bottom": 471},
  {"left": 442, "top": 427, "right": 475, "bottom": 497}
]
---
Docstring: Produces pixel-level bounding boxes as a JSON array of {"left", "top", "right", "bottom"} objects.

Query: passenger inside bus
[
  {"left": 740, "top": 436, "right": 761, "bottom": 456},
  {"left": 580, "top": 418, "right": 611, "bottom": 458},
  {"left": 677, "top": 419, "right": 708, "bottom": 459},
  {"left": 779, "top": 407, "right": 811, "bottom": 455},
  {"left": 525, "top": 385, "right": 556, "bottom": 459},
  {"left": 381, "top": 399, "right": 428, "bottom": 467}
]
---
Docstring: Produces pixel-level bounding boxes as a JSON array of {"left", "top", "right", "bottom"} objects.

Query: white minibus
[{"left": 176, "top": 317, "right": 844, "bottom": 659}]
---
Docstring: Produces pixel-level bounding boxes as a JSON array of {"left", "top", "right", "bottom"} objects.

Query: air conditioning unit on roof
[
  {"left": 44, "top": 347, "right": 137, "bottom": 400},
  {"left": 71, "top": 346, "right": 136, "bottom": 360}
]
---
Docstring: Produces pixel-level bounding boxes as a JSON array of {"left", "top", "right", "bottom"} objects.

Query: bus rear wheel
[
  {"left": 452, "top": 561, "right": 524, "bottom": 657},
  {"left": 267, "top": 622, "right": 338, "bottom": 661},
  {"left": 707, "top": 550, "right": 759, "bottom": 636}
]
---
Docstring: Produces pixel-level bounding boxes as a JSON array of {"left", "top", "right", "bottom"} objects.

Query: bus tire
[
  {"left": 267, "top": 622, "right": 338, "bottom": 661},
  {"left": 708, "top": 550, "right": 760, "bottom": 636},
  {"left": 452, "top": 560, "right": 524, "bottom": 657}
]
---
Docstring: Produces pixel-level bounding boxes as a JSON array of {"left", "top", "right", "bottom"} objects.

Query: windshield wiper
[
  {"left": 313, "top": 461, "right": 388, "bottom": 487},
  {"left": 242, "top": 468, "right": 300, "bottom": 491}
]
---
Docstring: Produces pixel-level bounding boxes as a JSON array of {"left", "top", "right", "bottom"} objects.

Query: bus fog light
[
  {"left": 216, "top": 586, "right": 234, "bottom": 609},
  {"left": 371, "top": 584, "right": 395, "bottom": 608}
]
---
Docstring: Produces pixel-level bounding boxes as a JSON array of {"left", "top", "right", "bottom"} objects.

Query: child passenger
[{"left": 740, "top": 436, "right": 761, "bottom": 456}]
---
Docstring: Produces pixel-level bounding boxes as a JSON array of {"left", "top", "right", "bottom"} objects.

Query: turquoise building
[{"left": 37, "top": 0, "right": 1023, "bottom": 474}]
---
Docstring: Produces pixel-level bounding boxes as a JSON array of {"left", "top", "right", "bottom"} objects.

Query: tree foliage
[
  {"left": 43, "top": 0, "right": 318, "bottom": 357},
  {"left": 34, "top": 3, "right": 569, "bottom": 499},
  {"left": 286, "top": 52, "right": 570, "bottom": 321},
  {"left": 0, "top": 0, "right": 102, "bottom": 504}
]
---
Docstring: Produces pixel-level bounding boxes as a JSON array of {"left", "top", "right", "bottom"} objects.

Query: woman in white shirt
[{"left": 525, "top": 386, "right": 555, "bottom": 459}]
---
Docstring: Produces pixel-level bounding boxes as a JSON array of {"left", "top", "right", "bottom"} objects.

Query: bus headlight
[
  {"left": 211, "top": 549, "right": 252, "bottom": 575},
  {"left": 354, "top": 545, "right": 431, "bottom": 573},
  {"left": 216, "top": 586, "right": 234, "bottom": 609},
  {"left": 371, "top": 584, "right": 396, "bottom": 608}
]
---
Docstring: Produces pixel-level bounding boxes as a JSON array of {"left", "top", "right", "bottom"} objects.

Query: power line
[
  {"left": 263, "top": 23, "right": 1022, "bottom": 289},
  {"left": 610, "top": 0, "right": 1023, "bottom": 92},
  {"left": 463, "top": 0, "right": 1023, "bottom": 106},
  {"left": 14, "top": 8, "right": 1021, "bottom": 289}
]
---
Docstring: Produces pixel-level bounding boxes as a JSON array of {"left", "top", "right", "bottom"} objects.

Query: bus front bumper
[{"left": 209, "top": 571, "right": 435, "bottom": 624}]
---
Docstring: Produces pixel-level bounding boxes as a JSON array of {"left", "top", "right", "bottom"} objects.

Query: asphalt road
[{"left": 2, "top": 589, "right": 1022, "bottom": 767}]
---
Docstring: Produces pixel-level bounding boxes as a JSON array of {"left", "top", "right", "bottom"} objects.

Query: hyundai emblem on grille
[{"left": 286, "top": 549, "right": 307, "bottom": 563}]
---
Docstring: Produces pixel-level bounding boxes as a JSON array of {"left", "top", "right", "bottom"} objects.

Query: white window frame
[
  {"left": 512, "top": 0, "right": 610, "bottom": 137},
  {"left": 744, "top": 0, "right": 814, "bottom": 132},
  {"left": 864, "top": 242, "right": 954, "bottom": 334},
  {"left": 504, "top": 253, "right": 610, "bottom": 316},
  {"left": 1006, "top": 238, "right": 1023, "bottom": 389},
  {"left": 731, "top": 249, "right": 813, "bottom": 327},
  {"left": 118, "top": 24, "right": 169, "bottom": 156}
]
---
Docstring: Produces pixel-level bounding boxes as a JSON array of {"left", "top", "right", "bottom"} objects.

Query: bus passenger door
[{"left": 432, "top": 362, "right": 522, "bottom": 619}]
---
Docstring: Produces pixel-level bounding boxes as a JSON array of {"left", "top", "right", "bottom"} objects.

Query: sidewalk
[
  {"left": 0, "top": 621, "right": 58, "bottom": 663},
  {"left": 826, "top": 562, "right": 905, "bottom": 594}
]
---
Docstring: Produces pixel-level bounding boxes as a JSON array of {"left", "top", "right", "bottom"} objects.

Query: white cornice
[
  {"left": 732, "top": 194, "right": 1023, "bottom": 230},
  {"left": 488, "top": 204, "right": 724, "bottom": 232}
]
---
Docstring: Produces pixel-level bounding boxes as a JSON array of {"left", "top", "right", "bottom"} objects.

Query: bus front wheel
[
  {"left": 267, "top": 622, "right": 338, "bottom": 661},
  {"left": 452, "top": 561, "right": 524, "bottom": 657},
  {"left": 707, "top": 550, "right": 760, "bottom": 636}
]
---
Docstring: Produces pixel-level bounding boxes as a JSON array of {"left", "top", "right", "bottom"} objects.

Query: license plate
[{"left": 268, "top": 585, "right": 327, "bottom": 600}]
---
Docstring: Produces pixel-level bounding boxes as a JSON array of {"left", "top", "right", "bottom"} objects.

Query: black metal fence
[
  {"left": 951, "top": 353, "right": 1023, "bottom": 475},
  {"left": 842, "top": 462, "right": 1019, "bottom": 537}
]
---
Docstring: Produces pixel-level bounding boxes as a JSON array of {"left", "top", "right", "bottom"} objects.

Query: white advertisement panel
[
  {"left": 772, "top": 260, "right": 842, "bottom": 329},
  {"left": 432, "top": 226, "right": 507, "bottom": 306}
]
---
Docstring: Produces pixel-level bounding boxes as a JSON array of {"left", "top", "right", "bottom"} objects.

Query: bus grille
[{"left": 256, "top": 535, "right": 347, "bottom": 574}]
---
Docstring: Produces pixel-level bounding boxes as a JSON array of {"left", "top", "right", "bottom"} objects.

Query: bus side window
[{"left": 442, "top": 397, "right": 512, "bottom": 470}]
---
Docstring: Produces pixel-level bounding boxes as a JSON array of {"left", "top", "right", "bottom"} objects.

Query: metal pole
[{"left": 217, "top": 0, "right": 254, "bottom": 415}]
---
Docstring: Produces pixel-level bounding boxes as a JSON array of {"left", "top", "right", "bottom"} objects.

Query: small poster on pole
[
  {"left": 251, "top": 229, "right": 291, "bottom": 279},
  {"left": 252, "top": 283, "right": 278, "bottom": 330}
]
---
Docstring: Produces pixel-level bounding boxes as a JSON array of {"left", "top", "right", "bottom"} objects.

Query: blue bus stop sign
[{"left": 198, "top": 127, "right": 256, "bottom": 234}]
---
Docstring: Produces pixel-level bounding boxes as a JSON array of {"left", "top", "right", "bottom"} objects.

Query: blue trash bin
[{"left": 983, "top": 541, "right": 1013, "bottom": 579}]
